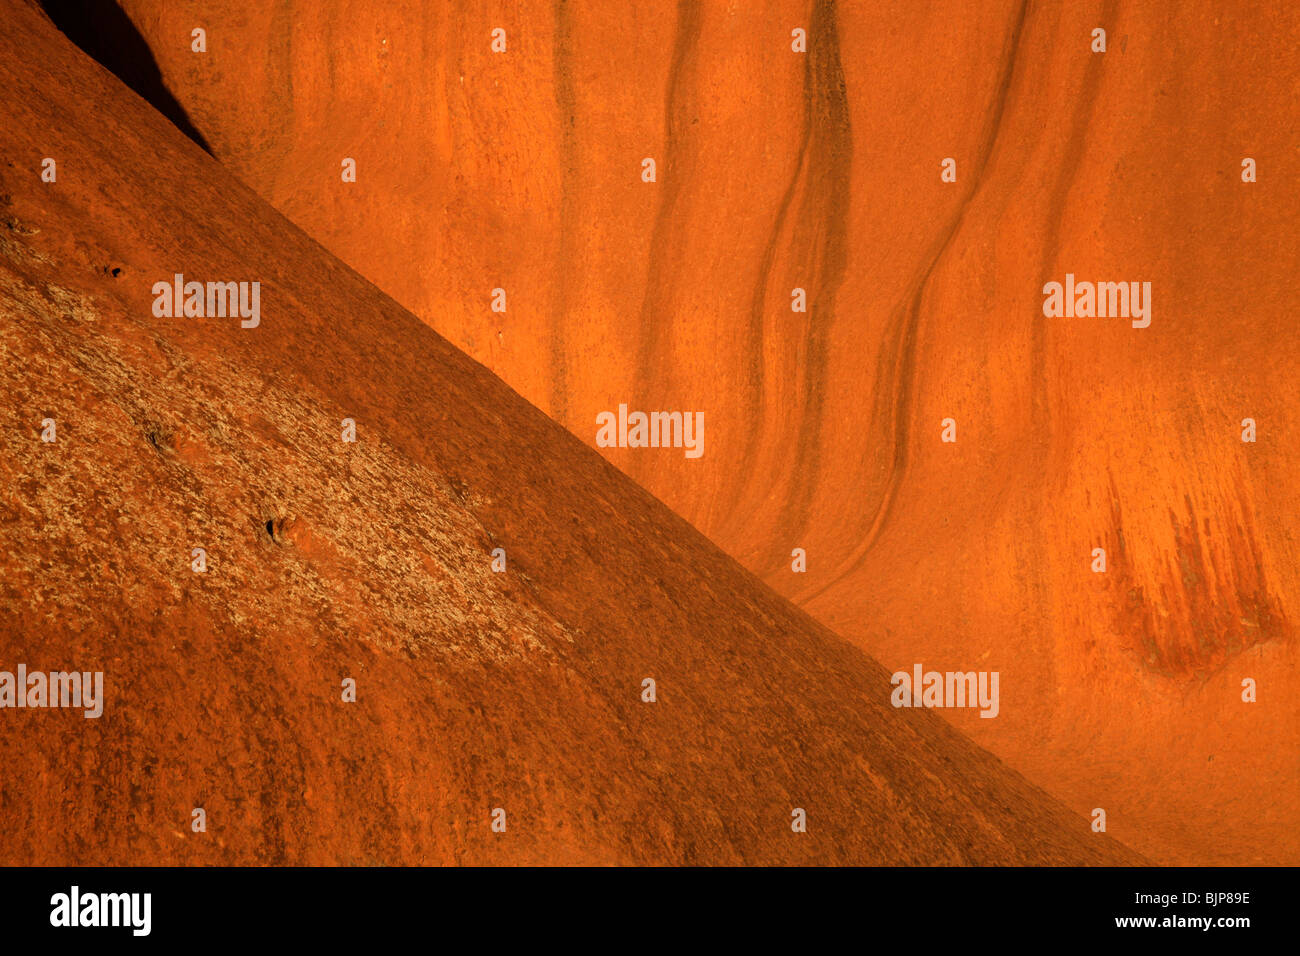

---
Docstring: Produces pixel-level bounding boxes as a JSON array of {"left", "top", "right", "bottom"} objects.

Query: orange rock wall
[{"left": 45, "top": 0, "right": 1300, "bottom": 863}]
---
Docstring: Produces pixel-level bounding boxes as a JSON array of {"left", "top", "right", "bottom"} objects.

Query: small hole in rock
[
  {"left": 265, "top": 519, "right": 275, "bottom": 540},
  {"left": 142, "top": 423, "right": 172, "bottom": 454}
]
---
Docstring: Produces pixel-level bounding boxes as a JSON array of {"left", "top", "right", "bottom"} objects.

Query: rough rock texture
[
  {"left": 90, "top": 0, "right": 1300, "bottom": 864},
  {"left": 0, "top": 0, "right": 1146, "bottom": 865}
]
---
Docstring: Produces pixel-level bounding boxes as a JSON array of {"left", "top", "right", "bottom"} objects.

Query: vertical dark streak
[
  {"left": 770, "top": 0, "right": 853, "bottom": 556},
  {"left": 550, "top": 0, "right": 575, "bottom": 422},
  {"left": 1034, "top": 0, "right": 1120, "bottom": 430},
  {"left": 630, "top": 1, "right": 703, "bottom": 403},
  {"left": 737, "top": 84, "right": 814, "bottom": 495},
  {"left": 802, "top": 0, "right": 1032, "bottom": 603}
]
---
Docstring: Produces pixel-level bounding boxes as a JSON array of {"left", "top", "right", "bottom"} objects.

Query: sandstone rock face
[
  {"left": 88, "top": 1, "right": 1300, "bottom": 864},
  {"left": 0, "top": 0, "right": 1147, "bottom": 865}
]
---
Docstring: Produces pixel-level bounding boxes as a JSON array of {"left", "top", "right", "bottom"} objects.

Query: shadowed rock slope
[
  {"left": 101, "top": 0, "right": 1300, "bottom": 864},
  {"left": 0, "top": 1, "right": 1143, "bottom": 865}
]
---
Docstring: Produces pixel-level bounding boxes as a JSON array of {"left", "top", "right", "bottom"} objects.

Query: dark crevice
[
  {"left": 38, "top": 0, "right": 213, "bottom": 153},
  {"left": 141, "top": 421, "right": 172, "bottom": 455}
]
